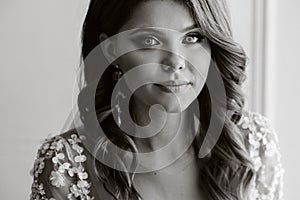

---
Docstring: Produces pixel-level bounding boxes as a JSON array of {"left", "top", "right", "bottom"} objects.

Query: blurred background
[{"left": 0, "top": 0, "right": 299, "bottom": 199}]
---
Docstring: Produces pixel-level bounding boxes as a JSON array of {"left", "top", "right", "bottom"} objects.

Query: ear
[{"left": 99, "top": 33, "right": 118, "bottom": 64}]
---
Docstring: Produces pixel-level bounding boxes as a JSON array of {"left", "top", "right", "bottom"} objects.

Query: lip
[
  {"left": 156, "top": 80, "right": 191, "bottom": 87},
  {"left": 154, "top": 80, "right": 191, "bottom": 94}
]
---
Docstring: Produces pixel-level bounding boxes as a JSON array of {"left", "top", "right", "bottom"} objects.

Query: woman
[{"left": 30, "top": 0, "right": 284, "bottom": 199}]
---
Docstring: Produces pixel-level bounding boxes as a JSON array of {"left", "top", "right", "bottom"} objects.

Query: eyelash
[
  {"left": 184, "top": 32, "right": 205, "bottom": 44},
  {"left": 140, "top": 32, "right": 205, "bottom": 47},
  {"left": 143, "top": 36, "right": 159, "bottom": 46}
]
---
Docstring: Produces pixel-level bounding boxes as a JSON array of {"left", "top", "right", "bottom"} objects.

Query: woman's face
[{"left": 108, "top": 0, "right": 211, "bottom": 113}]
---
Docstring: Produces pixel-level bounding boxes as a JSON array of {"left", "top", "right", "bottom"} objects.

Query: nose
[{"left": 161, "top": 52, "right": 186, "bottom": 73}]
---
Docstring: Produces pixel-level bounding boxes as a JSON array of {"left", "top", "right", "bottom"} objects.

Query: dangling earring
[
  {"left": 112, "top": 64, "right": 125, "bottom": 126},
  {"left": 112, "top": 64, "right": 123, "bottom": 81}
]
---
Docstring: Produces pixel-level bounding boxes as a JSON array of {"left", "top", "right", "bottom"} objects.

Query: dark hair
[{"left": 78, "top": 0, "right": 255, "bottom": 199}]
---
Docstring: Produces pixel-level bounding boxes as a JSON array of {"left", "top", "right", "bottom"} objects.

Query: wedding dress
[{"left": 30, "top": 111, "right": 284, "bottom": 200}]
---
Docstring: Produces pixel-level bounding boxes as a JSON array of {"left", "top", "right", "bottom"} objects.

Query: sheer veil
[{"left": 60, "top": 62, "right": 86, "bottom": 134}]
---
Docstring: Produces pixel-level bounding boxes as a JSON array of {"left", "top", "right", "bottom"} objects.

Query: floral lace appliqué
[
  {"left": 30, "top": 134, "right": 94, "bottom": 200},
  {"left": 238, "top": 111, "right": 285, "bottom": 200}
]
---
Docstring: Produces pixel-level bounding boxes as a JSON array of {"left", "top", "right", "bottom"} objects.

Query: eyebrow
[
  {"left": 181, "top": 24, "right": 199, "bottom": 32},
  {"left": 129, "top": 23, "right": 200, "bottom": 35}
]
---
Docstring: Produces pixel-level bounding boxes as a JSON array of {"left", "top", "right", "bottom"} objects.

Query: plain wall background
[{"left": 0, "top": 0, "right": 299, "bottom": 199}]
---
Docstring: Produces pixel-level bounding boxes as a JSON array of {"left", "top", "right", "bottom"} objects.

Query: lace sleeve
[
  {"left": 238, "top": 111, "right": 285, "bottom": 200},
  {"left": 30, "top": 134, "right": 94, "bottom": 200}
]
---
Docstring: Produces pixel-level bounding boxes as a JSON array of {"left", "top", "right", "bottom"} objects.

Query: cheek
[
  {"left": 191, "top": 43, "right": 211, "bottom": 78},
  {"left": 118, "top": 51, "right": 159, "bottom": 72},
  {"left": 117, "top": 52, "right": 162, "bottom": 96},
  {"left": 180, "top": 39, "right": 211, "bottom": 80},
  {"left": 189, "top": 44, "right": 211, "bottom": 88},
  {"left": 118, "top": 51, "right": 172, "bottom": 86},
  {"left": 193, "top": 56, "right": 211, "bottom": 83},
  {"left": 188, "top": 54, "right": 211, "bottom": 95}
]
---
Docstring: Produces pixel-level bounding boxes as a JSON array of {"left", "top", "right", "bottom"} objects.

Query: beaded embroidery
[{"left": 30, "top": 111, "right": 284, "bottom": 200}]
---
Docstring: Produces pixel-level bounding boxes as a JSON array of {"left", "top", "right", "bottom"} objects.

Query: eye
[
  {"left": 183, "top": 32, "right": 205, "bottom": 44},
  {"left": 142, "top": 36, "right": 160, "bottom": 46}
]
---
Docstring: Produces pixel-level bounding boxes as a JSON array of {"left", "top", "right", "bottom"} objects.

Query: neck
[{"left": 131, "top": 100, "right": 196, "bottom": 162}]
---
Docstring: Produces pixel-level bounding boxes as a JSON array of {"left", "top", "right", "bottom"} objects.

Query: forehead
[{"left": 118, "top": 0, "right": 196, "bottom": 33}]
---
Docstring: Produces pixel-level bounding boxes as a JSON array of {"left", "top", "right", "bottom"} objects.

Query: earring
[
  {"left": 112, "top": 64, "right": 125, "bottom": 126},
  {"left": 112, "top": 64, "right": 123, "bottom": 81}
]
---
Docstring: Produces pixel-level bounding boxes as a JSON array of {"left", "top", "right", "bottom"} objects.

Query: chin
[
  {"left": 132, "top": 85, "right": 195, "bottom": 113},
  {"left": 155, "top": 99, "right": 192, "bottom": 113},
  {"left": 165, "top": 107, "right": 188, "bottom": 113}
]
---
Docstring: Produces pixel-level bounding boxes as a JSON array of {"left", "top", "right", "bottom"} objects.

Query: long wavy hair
[{"left": 78, "top": 0, "right": 255, "bottom": 199}]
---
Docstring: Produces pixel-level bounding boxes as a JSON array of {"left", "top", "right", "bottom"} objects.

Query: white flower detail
[
  {"left": 78, "top": 171, "right": 88, "bottom": 180},
  {"left": 75, "top": 155, "right": 87, "bottom": 163},
  {"left": 49, "top": 171, "right": 66, "bottom": 187}
]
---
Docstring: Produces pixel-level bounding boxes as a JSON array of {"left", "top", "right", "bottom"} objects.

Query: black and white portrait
[{"left": 1, "top": 0, "right": 299, "bottom": 199}]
